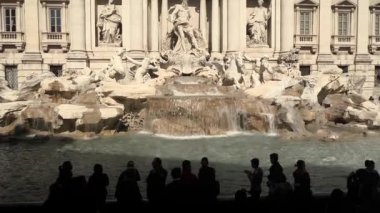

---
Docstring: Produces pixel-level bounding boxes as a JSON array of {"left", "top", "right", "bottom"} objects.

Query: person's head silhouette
[
  {"left": 94, "top": 164, "right": 103, "bottom": 174},
  {"left": 270, "top": 153, "right": 279, "bottom": 164},
  {"left": 201, "top": 157, "right": 209, "bottom": 168},
  {"left": 251, "top": 158, "right": 259, "bottom": 168}
]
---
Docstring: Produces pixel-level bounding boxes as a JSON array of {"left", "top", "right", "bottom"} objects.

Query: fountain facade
[{"left": 1, "top": 0, "right": 380, "bottom": 140}]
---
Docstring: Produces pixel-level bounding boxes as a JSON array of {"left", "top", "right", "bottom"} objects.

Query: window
[
  {"left": 375, "top": 66, "right": 380, "bottom": 87},
  {"left": 49, "top": 8, "right": 61, "bottom": 33},
  {"left": 4, "top": 7, "right": 16, "bottom": 32},
  {"left": 300, "top": 66, "right": 311, "bottom": 76},
  {"left": 5, "top": 65, "right": 18, "bottom": 90},
  {"left": 376, "top": 14, "right": 380, "bottom": 36},
  {"left": 300, "top": 12, "right": 312, "bottom": 35},
  {"left": 338, "top": 65, "right": 349, "bottom": 74},
  {"left": 50, "top": 65, "right": 63, "bottom": 77},
  {"left": 338, "top": 12, "right": 350, "bottom": 36}
]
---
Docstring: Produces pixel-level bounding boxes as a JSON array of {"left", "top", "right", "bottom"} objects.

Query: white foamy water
[{"left": 0, "top": 133, "right": 380, "bottom": 204}]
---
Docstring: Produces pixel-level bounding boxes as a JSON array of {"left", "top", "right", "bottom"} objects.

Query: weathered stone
[
  {"left": 0, "top": 101, "right": 32, "bottom": 126},
  {"left": 54, "top": 104, "right": 91, "bottom": 119},
  {"left": 96, "top": 81, "right": 156, "bottom": 100},
  {"left": 19, "top": 72, "right": 57, "bottom": 97},
  {"left": 277, "top": 103, "right": 307, "bottom": 133},
  {"left": 345, "top": 106, "right": 378, "bottom": 123}
]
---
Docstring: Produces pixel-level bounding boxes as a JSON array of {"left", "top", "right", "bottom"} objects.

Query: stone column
[
  {"left": 355, "top": 0, "right": 373, "bottom": 98},
  {"left": 67, "top": 0, "right": 87, "bottom": 71},
  {"left": 227, "top": 0, "right": 240, "bottom": 52},
  {"left": 240, "top": 0, "right": 246, "bottom": 50},
  {"left": 317, "top": 0, "right": 333, "bottom": 64},
  {"left": 280, "top": 0, "right": 294, "bottom": 53},
  {"left": 211, "top": 0, "right": 221, "bottom": 55},
  {"left": 128, "top": 0, "right": 145, "bottom": 54},
  {"left": 222, "top": 0, "right": 228, "bottom": 52},
  {"left": 200, "top": 0, "right": 207, "bottom": 42},
  {"left": 61, "top": 2, "right": 67, "bottom": 34},
  {"left": 23, "top": 0, "right": 41, "bottom": 58},
  {"left": 274, "top": 0, "right": 281, "bottom": 55},
  {"left": 21, "top": 0, "right": 42, "bottom": 78},
  {"left": 161, "top": 0, "right": 168, "bottom": 49},
  {"left": 122, "top": 0, "right": 129, "bottom": 50},
  {"left": 16, "top": 1, "right": 21, "bottom": 35},
  {"left": 150, "top": 0, "right": 159, "bottom": 56}
]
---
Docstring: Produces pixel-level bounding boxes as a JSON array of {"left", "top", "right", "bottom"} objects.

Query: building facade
[{"left": 0, "top": 0, "right": 380, "bottom": 98}]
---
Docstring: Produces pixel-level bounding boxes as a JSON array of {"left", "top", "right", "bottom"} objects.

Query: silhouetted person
[
  {"left": 358, "top": 160, "right": 379, "bottom": 207},
  {"left": 293, "top": 160, "right": 312, "bottom": 213},
  {"left": 267, "top": 153, "right": 287, "bottom": 196},
  {"left": 325, "top": 188, "right": 347, "bottom": 213},
  {"left": 45, "top": 161, "right": 73, "bottom": 212},
  {"left": 165, "top": 168, "right": 184, "bottom": 206},
  {"left": 70, "top": 175, "right": 88, "bottom": 211},
  {"left": 87, "top": 164, "right": 109, "bottom": 213},
  {"left": 198, "top": 157, "right": 220, "bottom": 204},
  {"left": 267, "top": 153, "right": 292, "bottom": 212},
  {"left": 234, "top": 189, "right": 249, "bottom": 211},
  {"left": 293, "top": 160, "right": 311, "bottom": 198},
  {"left": 45, "top": 161, "right": 87, "bottom": 212},
  {"left": 244, "top": 158, "right": 263, "bottom": 201},
  {"left": 115, "top": 161, "right": 142, "bottom": 209},
  {"left": 146, "top": 157, "right": 167, "bottom": 205},
  {"left": 347, "top": 168, "right": 365, "bottom": 203},
  {"left": 181, "top": 160, "right": 199, "bottom": 204}
]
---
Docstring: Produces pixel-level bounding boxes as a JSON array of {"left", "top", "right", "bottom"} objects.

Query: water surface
[{"left": 0, "top": 133, "right": 379, "bottom": 204}]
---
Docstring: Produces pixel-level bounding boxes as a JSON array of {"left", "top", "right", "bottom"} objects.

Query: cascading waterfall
[
  {"left": 145, "top": 96, "right": 240, "bottom": 136},
  {"left": 144, "top": 77, "right": 278, "bottom": 136},
  {"left": 261, "top": 113, "right": 277, "bottom": 136}
]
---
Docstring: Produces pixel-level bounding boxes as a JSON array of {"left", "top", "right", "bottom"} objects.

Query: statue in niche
[
  {"left": 97, "top": 0, "right": 122, "bottom": 46},
  {"left": 247, "top": 0, "right": 271, "bottom": 47},
  {"left": 166, "top": 0, "right": 206, "bottom": 54}
]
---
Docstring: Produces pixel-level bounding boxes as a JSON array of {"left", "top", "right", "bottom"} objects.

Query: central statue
[
  {"left": 168, "top": 0, "right": 201, "bottom": 53},
  {"left": 164, "top": 0, "right": 206, "bottom": 55},
  {"left": 161, "top": 0, "right": 209, "bottom": 76}
]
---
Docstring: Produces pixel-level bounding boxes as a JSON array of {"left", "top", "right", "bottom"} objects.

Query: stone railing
[
  {"left": 331, "top": 35, "right": 356, "bottom": 54},
  {"left": 41, "top": 32, "right": 70, "bottom": 52},
  {"left": 294, "top": 34, "right": 318, "bottom": 54},
  {"left": 0, "top": 32, "right": 25, "bottom": 52},
  {"left": 369, "top": 35, "right": 380, "bottom": 54}
]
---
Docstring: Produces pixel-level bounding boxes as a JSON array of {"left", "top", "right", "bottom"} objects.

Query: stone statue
[
  {"left": 167, "top": 0, "right": 204, "bottom": 54},
  {"left": 247, "top": 0, "right": 271, "bottom": 47},
  {"left": 124, "top": 55, "right": 160, "bottom": 84},
  {"left": 255, "top": 56, "right": 273, "bottom": 83},
  {"left": 97, "top": 0, "right": 122, "bottom": 46},
  {"left": 222, "top": 53, "right": 243, "bottom": 89},
  {"left": 92, "top": 48, "right": 126, "bottom": 82}
]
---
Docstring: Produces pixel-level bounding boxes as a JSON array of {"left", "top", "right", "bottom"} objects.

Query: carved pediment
[
  {"left": 295, "top": 0, "right": 318, "bottom": 7},
  {"left": 332, "top": 0, "right": 356, "bottom": 10}
]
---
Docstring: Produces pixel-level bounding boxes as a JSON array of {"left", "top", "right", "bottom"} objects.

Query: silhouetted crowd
[{"left": 43, "top": 153, "right": 380, "bottom": 213}]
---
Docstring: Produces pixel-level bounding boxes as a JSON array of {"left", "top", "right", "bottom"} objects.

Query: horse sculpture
[
  {"left": 222, "top": 53, "right": 243, "bottom": 89},
  {"left": 221, "top": 53, "right": 258, "bottom": 89}
]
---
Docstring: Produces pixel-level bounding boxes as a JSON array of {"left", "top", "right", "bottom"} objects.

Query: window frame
[
  {"left": 2, "top": 6, "right": 17, "bottom": 32},
  {"left": 375, "top": 13, "right": 380, "bottom": 36},
  {"left": 337, "top": 12, "right": 350, "bottom": 36},
  {"left": 299, "top": 11, "right": 312, "bottom": 35},
  {"left": 48, "top": 7, "right": 62, "bottom": 33},
  {"left": 294, "top": 1, "right": 318, "bottom": 37},
  {"left": 332, "top": 1, "right": 356, "bottom": 38}
]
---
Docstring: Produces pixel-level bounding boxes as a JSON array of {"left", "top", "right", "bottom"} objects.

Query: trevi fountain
[{"left": 1, "top": 0, "right": 380, "bottom": 204}]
